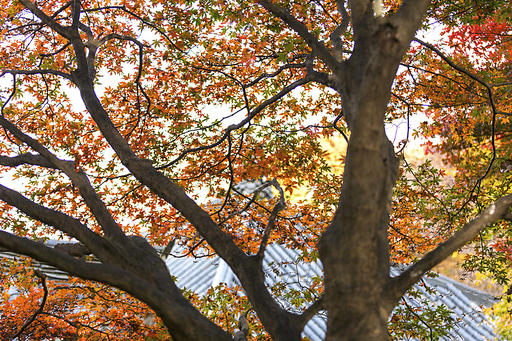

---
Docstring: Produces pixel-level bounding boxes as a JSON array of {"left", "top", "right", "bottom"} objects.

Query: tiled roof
[
  {"left": 0, "top": 242, "right": 501, "bottom": 340},
  {"left": 0, "top": 240, "right": 72, "bottom": 282},
  {"left": 167, "top": 244, "right": 500, "bottom": 341}
]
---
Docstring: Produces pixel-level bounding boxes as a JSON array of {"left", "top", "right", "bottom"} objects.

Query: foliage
[
  {"left": 389, "top": 287, "right": 456, "bottom": 341},
  {"left": 0, "top": 257, "right": 169, "bottom": 340},
  {"left": 0, "top": 0, "right": 511, "bottom": 340}
]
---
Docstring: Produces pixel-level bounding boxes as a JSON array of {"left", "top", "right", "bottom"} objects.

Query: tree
[
  {"left": 405, "top": 4, "right": 512, "bottom": 337},
  {"left": 0, "top": 0, "right": 511, "bottom": 340}
]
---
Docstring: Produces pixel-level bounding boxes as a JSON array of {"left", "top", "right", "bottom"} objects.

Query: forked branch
[
  {"left": 0, "top": 184, "right": 110, "bottom": 260},
  {"left": 257, "top": 0, "right": 341, "bottom": 73},
  {"left": 0, "top": 115, "right": 126, "bottom": 240}
]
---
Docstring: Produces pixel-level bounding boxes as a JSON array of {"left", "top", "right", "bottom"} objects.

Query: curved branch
[
  {"left": 40, "top": 311, "right": 112, "bottom": 340},
  {"left": 50, "top": 1, "right": 72, "bottom": 19},
  {"left": 39, "top": 41, "right": 72, "bottom": 57},
  {"left": 98, "top": 33, "right": 148, "bottom": 47},
  {"left": 414, "top": 38, "right": 488, "bottom": 87},
  {"left": 402, "top": 298, "right": 434, "bottom": 340},
  {"left": 0, "top": 153, "right": 57, "bottom": 168},
  {"left": 95, "top": 33, "right": 152, "bottom": 139},
  {"left": 0, "top": 231, "right": 233, "bottom": 341},
  {"left": 12, "top": 270, "right": 49, "bottom": 340},
  {"left": 497, "top": 110, "right": 512, "bottom": 116},
  {"left": 391, "top": 92, "right": 411, "bottom": 154},
  {"left": 243, "top": 61, "right": 308, "bottom": 88},
  {"left": 0, "top": 115, "right": 126, "bottom": 240},
  {"left": 159, "top": 76, "right": 311, "bottom": 169},
  {"left": 0, "top": 184, "right": 111, "bottom": 260},
  {"left": 389, "top": 193, "right": 512, "bottom": 304},
  {"left": 414, "top": 37, "right": 501, "bottom": 214},
  {"left": 71, "top": 41, "right": 304, "bottom": 341},
  {"left": 257, "top": 0, "right": 340, "bottom": 73},
  {"left": 333, "top": 112, "right": 349, "bottom": 144},
  {"left": 1, "top": 69, "right": 74, "bottom": 82},
  {"left": 0, "top": 231, "right": 130, "bottom": 289},
  {"left": 298, "top": 296, "right": 325, "bottom": 329}
]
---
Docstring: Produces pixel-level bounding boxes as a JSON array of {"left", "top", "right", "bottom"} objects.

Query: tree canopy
[{"left": 0, "top": 0, "right": 512, "bottom": 340}]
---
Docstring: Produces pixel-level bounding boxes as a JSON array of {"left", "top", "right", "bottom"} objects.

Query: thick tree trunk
[
  {"left": 319, "top": 124, "right": 398, "bottom": 341},
  {"left": 318, "top": 37, "right": 401, "bottom": 341},
  {"left": 315, "top": 3, "right": 431, "bottom": 338}
]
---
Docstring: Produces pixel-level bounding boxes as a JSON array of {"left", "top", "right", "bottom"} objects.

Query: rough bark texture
[{"left": 317, "top": 1, "right": 430, "bottom": 339}]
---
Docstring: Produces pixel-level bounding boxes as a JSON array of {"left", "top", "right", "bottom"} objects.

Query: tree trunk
[
  {"left": 319, "top": 127, "right": 398, "bottom": 341},
  {"left": 318, "top": 37, "right": 402, "bottom": 341}
]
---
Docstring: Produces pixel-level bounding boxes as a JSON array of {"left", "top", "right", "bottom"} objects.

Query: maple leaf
[{"left": 0, "top": 0, "right": 511, "bottom": 340}]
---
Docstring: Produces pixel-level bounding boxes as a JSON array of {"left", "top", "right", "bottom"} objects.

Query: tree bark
[
  {"left": 4, "top": 1, "right": 512, "bottom": 341},
  {"left": 316, "top": 1, "right": 431, "bottom": 339}
]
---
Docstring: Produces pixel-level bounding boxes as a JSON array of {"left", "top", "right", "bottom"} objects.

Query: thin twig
[
  {"left": 12, "top": 270, "right": 49, "bottom": 340},
  {"left": 218, "top": 181, "right": 273, "bottom": 225},
  {"left": 414, "top": 38, "right": 499, "bottom": 215},
  {"left": 256, "top": 179, "right": 286, "bottom": 259}
]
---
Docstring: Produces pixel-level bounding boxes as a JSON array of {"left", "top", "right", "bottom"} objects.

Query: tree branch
[
  {"left": 393, "top": 0, "right": 431, "bottom": 26},
  {"left": 159, "top": 77, "right": 311, "bottom": 169},
  {"left": 298, "top": 296, "right": 325, "bottom": 329},
  {"left": 0, "top": 231, "right": 233, "bottom": 340},
  {"left": 18, "top": 0, "right": 72, "bottom": 39},
  {"left": 12, "top": 270, "right": 49, "bottom": 340},
  {"left": 1, "top": 69, "right": 74, "bottom": 82},
  {"left": 330, "top": 0, "right": 350, "bottom": 62},
  {"left": 414, "top": 38, "right": 488, "bottom": 86},
  {"left": 256, "top": 179, "right": 285, "bottom": 260},
  {"left": 39, "top": 311, "right": 112, "bottom": 340},
  {"left": 0, "top": 115, "right": 126, "bottom": 240},
  {"left": 243, "top": 61, "right": 308, "bottom": 89},
  {"left": 72, "top": 68, "right": 301, "bottom": 331},
  {"left": 71, "top": 0, "right": 81, "bottom": 29},
  {"left": 503, "top": 213, "right": 512, "bottom": 221},
  {"left": 219, "top": 181, "right": 273, "bottom": 225},
  {"left": 389, "top": 193, "right": 512, "bottom": 304},
  {"left": 414, "top": 37, "right": 501, "bottom": 201},
  {"left": 0, "top": 153, "right": 56, "bottom": 169},
  {"left": 257, "top": 0, "right": 341, "bottom": 73},
  {"left": 0, "top": 231, "right": 129, "bottom": 290},
  {"left": 0, "top": 184, "right": 112, "bottom": 260}
]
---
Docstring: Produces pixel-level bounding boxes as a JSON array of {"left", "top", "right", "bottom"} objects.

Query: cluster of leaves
[
  {"left": 0, "top": 257, "right": 168, "bottom": 340},
  {"left": 0, "top": 2, "right": 344, "bottom": 335},
  {"left": 394, "top": 2, "right": 512, "bottom": 337},
  {"left": 0, "top": 0, "right": 344, "bottom": 255},
  {"left": 0, "top": 0, "right": 511, "bottom": 339},
  {"left": 389, "top": 285, "right": 456, "bottom": 340}
]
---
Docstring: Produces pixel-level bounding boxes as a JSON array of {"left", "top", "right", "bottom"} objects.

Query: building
[
  {"left": 166, "top": 244, "right": 500, "bottom": 341},
  {"left": 0, "top": 241, "right": 501, "bottom": 340}
]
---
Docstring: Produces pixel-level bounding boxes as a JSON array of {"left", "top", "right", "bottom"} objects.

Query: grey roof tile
[
  {"left": 0, "top": 242, "right": 501, "bottom": 340},
  {"left": 166, "top": 244, "right": 501, "bottom": 341}
]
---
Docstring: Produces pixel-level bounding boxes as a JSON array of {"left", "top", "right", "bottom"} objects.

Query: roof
[
  {"left": 0, "top": 242, "right": 501, "bottom": 340},
  {"left": 0, "top": 240, "right": 72, "bottom": 281},
  {"left": 166, "top": 244, "right": 500, "bottom": 341}
]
